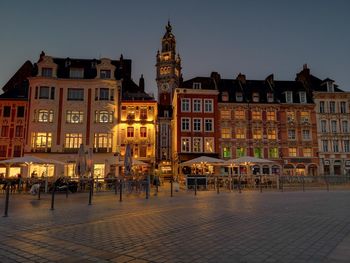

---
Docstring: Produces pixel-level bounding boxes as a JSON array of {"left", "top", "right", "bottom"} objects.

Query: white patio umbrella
[
  {"left": 75, "top": 144, "right": 87, "bottom": 179},
  {"left": 180, "top": 156, "right": 225, "bottom": 166},
  {"left": 225, "top": 156, "right": 275, "bottom": 165}
]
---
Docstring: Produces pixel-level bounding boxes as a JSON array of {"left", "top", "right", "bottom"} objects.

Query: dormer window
[
  {"left": 285, "top": 91, "right": 293, "bottom": 103},
  {"left": 100, "top": 70, "right": 111, "bottom": 79},
  {"left": 42, "top": 67, "right": 53, "bottom": 77},
  {"left": 267, "top": 93, "right": 274, "bottom": 102},
  {"left": 222, "top": 92, "right": 229, "bottom": 102},
  {"left": 299, "top": 91, "right": 307, "bottom": 103},
  {"left": 236, "top": 92, "right": 243, "bottom": 102},
  {"left": 327, "top": 81, "right": 334, "bottom": 92},
  {"left": 252, "top": 92, "right": 259, "bottom": 102},
  {"left": 70, "top": 68, "right": 84, "bottom": 79},
  {"left": 65, "top": 60, "right": 71, "bottom": 67},
  {"left": 193, "top": 82, "right": 201, "bottom": 89}
]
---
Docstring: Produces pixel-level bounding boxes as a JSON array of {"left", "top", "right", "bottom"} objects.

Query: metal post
[
  {"left": 119, "top": 179, "right": 123, "bottom": 202},
  {"left": 88, "top": 179, "right": 92, "bottom": 205},
  {"left": 302, "top": 176, "right": 305, "bottom": 192},
  {"left": 216, "top": 176, "right": 219, "bottom": 194},
  {"left": 38, "top": 183, "right": 41, "bottom": 200},
  {"left": 194, "top": 177, "right": 197, "bottom": 196},
  {"left": 281, "top": 176, "right": 284, "bottom": 192},
  {"left": 170, "top": 177, "right": 173, "bottom": 197},
  {"left": 51, "top": 185, "right": 55, "bottom": 210},
  {"left": 115, "top": 179, "right": 118, "bottom": 195},
  {"left": 146, "top": 175, "right": 150, "bottom": 199},
  {"left": 66, "top": 181, "right": 69, "bottom": 198},
  {"left": 259, "top": 174, "right": 262, "bottom": 193},
  {"left": 3, "top": 183, "right": 10, "bottom": 217},
  {"left": 45, "top": 177, "right": 48, "bottom": 193},
  {"left": 238, "top": 176, "right": 242, "bottom": 194}
]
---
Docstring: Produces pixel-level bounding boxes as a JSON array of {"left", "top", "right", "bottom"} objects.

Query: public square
[{"left": 1, "top": 188, "right": 350, "bottom": 263}]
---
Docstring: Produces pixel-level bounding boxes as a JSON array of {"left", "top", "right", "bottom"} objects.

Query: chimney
[
  {"left": 39, "top": 51, "right": 45, "bottom": 62},
  {"left": 139, "top": 74, "right": 145, "bottom": 92},
  {"left": 210, "top": 72, "right": 221, "bottom": 90},
  {"left": 236, "top": 73, "right": 246, "bottom": 84}
]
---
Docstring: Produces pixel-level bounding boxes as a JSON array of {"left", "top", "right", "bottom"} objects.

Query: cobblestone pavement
[{"left": 1, "top": 188, "right": 350, "bottom": 263}]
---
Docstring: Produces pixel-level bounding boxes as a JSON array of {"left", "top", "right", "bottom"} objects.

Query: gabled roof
[{"left": 2, "top": 60, "right": 34, "bottom": 93}]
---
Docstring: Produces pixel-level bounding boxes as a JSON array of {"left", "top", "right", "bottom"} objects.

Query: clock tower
[
  {"left": 156, "top": 22, "right": 181, "bottom": 179},
  {"left": 156, "top": 21, "right": 181, "bottom": 106}
]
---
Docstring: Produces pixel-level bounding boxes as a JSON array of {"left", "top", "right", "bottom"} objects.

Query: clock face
[
  {"left": 41, "top": 113, "right": 48, "bottom": 121},
  {"left": 161, "top": 84, "right": 169, "bottom": 92}
]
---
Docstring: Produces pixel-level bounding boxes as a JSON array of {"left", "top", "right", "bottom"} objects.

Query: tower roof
[{"left": 163, "top": 21, "right": 175, "bottom": 39}]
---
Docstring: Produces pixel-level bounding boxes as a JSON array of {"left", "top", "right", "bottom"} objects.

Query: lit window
[
  {"left": 42, "top": 67, "right": 53, "bottom": 77},
  {"left": 66, "top": 111, "right": 83, "bottom": 124},
  {"left": 181, "top": 137, "right": 190, "bottom": 152},
  {"left": 193, "top": 99, "right": 202, "bottom": 112},
  {"left": 253, "top": 128, "right": 262, "bottom": 139},
  {"left": 70, "top": 68, "right": 84, "bottom": 78},
  {"left": 67, "top": 89, "right": 84, "bottom": 101},
  {"left": 140, "top": 127, "right": 147, "bottom": 138},
  {"left": 204, "top": 99, "right": 213, "bottom": 112},
  {"left": 140, "top": 107, "right": 148, "bottom": 119},
  {"left": 181, "top": 118, "right": 190, "bottom": 131},
  {"left": 252, "top": 110, "right": 261, "bottom": 120},
  {"left": 288, "top": 130, "right": 296, "bottom": 140},
  {"left": 303, "top": 148, "right": 312, "bottom": 157},
  {"left": 287, "top": 111, "right": 295, "bottom": 122},
  {"left": 300, "top": 111, "right": 310, "bottom": 123},
  {"left": 64, "top": 133, "right": 82, "bottom": 150},
  {"left": 95, "top": 110, "right": 113, "bottom": 123},
  {"left": 236, "top": 147, "right": 245, "bottom": 157},
  {"left": 235, "top": 110, "right": 245, "bottom": 120},
  {"left": 31, "top": 132, "right": 52, "bottom": 151},
  {"left": 236, "top": 92, "right": 243, "bottom": 102},
  {"left": 267, "top": 111, "right": 276, "bottom": 121},
  {"left": 127, "top": 127, "right": 134, "bottom": 138},
  {"left": 193, "top": 118, "right": 202, "bottom": 132},
  {"left": 223, "top": 146, "right": 231, "bottom": 158},
  {"left": 204, "top": 119, "right": 213, "bottom": 132},
  {"left": 100, "top": 70, "right": 111, "bottom": 79},
  {"left": 236, "top": 128, "right": 245, "bottom": 139},
  {"left": 302, "top": 130, "right": 311, "bottom": 140},
  {"left": 269, "top": 148, "right": 278, "bottom": 158},
  {"left": 221, "top": 110, "right": 231, "bottom": 119},
  {"left": 204, "top": 138, "right": 214, "bottom": 153},
  {"left": 285, "top": 91, "right": 293, "bottom": 103},
  {"left": 254, "top": 148, "right": 263, "bottom": 158},
  {"left": 221, "top": 128, "right": 231, "bottom": 139},
  {"left": 267, "top": 129, "right": 276, "bottom": 140},
  {"left": 94, "top": 133, "right": 112, "bottom": 152},
  {"left": 299, "top": 92, "right": 307, "bottom": 103},
  {"left": 288, "top": 147, "right": 297, "bottom": 157},
  {"left": 38, "top": 110, "right": 54, "bottom": 123},
  {"left": 181, "top": 99, "right": 190, "bottom": 112},
  {"left": 193, "top": 137, "right": 202, "bottom": 152}
]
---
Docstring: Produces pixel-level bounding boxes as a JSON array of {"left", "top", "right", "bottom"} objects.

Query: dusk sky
[{"left": 0, "top": 0, "right": 349, "bottom": 95}]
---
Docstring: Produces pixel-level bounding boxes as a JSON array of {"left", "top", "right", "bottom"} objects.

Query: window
[
  {"left": 236, "top": 147, "right": 245, "bottom": 157},
  {"left": 267, "top": 111, "right": 276, "bottom": 121},
  {"left": 140, "top": 127, "right": 147, "bottom": 138},
  {"left": 0, "top": 145, "right": 6, "bottom": 157},
  {"left": 127, "top": 127, "right": 134, "bottom": 137},
  {"left": 126, "top": 107, "right": 135, "bottom": 120},
  {"left": 300, "top": 112, "right": 310, "bottom": 123},
  {"left": 287, "top": 111, "right": 295, "bottom": 122},
  {"left": 329, "top": 101, "right": 336, "bottom": 113},
  {"left": 267, "top": 129, "right": 276, "bottom": 140},
  {"left": 235, "top": 110, "right": 245, "bottom": 120},
  {"left": 139, "top": 145, "right": 147, "bottom": 158},
  {"left": 288, "top": 148, "right": 297, "bottom": 157},
  {"left": 252, "top": 111, "right": 261, "bottom": 120},
  {"left": 288, "top": 130, "right": 296, "bottom": 140},
  {"left": 181, "top": 99, "right": 190, "bottom": 112},
  {"left": 31, "top": 132, "right": 52, "bottom": 150},
  {"left": 331, "top": 120, "right": 337, "bottom": 133},
  {"left": 100, "top": 70, "right": 111, "bottom": 79},
  {"left": 204, "top": 138, "right": 214, "bottom": 153},
  {"left": 204, "top": 119, "right": 213, "bottom": 132},
  {"left": 13, "top": 145, "right": 21, "bottom": 157},
  {"left": 15, "top": 126, "right": 23, "bottom": 137},
  {"left": 236, "top": 92, "right": 243, "bottom": 102},
  {"left": 327, "top": 81, "right": 334, "bottom": 92},
  {"left": 193, "top": 118, "right": 202, "bottom": 132},
  {"left": 221, "top": 110, "right": 231, "bottom": 119},
  {"left": 64, "top": 133, "right": 82, "bottom": 150},
  {"left": 17, "top": 106, "right": 25, "bottom": 118},
  {"left": 322, "top": 140, "right": 328, "bottom": 152},
  {"left": 321, "top": 120, "right": 327, "bottom": 133},
  {"left": 193, "top": 137, "right": 202, "bottom": 152},
  {"left": 68, "top": 89, "right": 84, "bottom": 101},
  {"left": 267, "top": 93, "right": 274, "bottom": 102},
  {"left": 236, "top": 128, "right": 245, "bottom": 139},
  {"left": 193, "top": 99, "right": 202, "bottom": 112},
  {"left": 1, "top": 126, "right": 9, "bottom": 137},
  {"left": 66, "top": 111, "right": 84, "bottom": 124},
  {"left": 140, "top": 107, "right": 148, "bottom": 119},
  {"left": 99, "top": 88, "right": 109, "bottom": 100},
  {"left": 38, "top": 110, "right": 54, "bottom": 123},
  {"left": 344, "top": 140, "right": 350, "bottom": 152},
  {"left": 181, "top": 118, "right": 190, "bottom": 131},
  {"left": 299, "top": 92, "right": 307, "bottom": 103},
  {"left": 285, "top": 91, "right": 293, "bottom": 103},
  {"left": 204, "top": 99, "right": 213, "bottom": 112},
  {"left": 342, "top": 121, "right": 348, "bottom": 133},
  {"left": 95, "top": 111, "right": 113, "bottom": 123},
  {"left": 70, "top": 68, "right": 84, "bottom": 78},
  {"left": 252, "top": 93, "right": 259, "bottom": 102},
  {"left": 333, "top": 140, "right": 339, "bottom": 152},
  {"left": 253, "top": 128, "right": 262, "bottom": 139},
  {"left": 42, "top": 67, "right": 53, "bottom": 77},
  {"left": 269, "top": 148, "right": 278, "bottom": 158},
  {"left": 3, "top": 106, "right": 11, "bottom": 117},
  {"left": 223, "top": 146, "right": 231, "bottom": 158},
  {"left": 50, "top": 87, "right": 55, "bottom": 100},
  {"left": 193, "top": 82, "right": 201, "bottom": 89},
  {"left": 319, "top": 101, "right": 325, "bottom": 113},
  {"left": 181, "top": 137, "right": 190, "bottom": 152},
  {"left": 340, "top": 102, "right": 347, "bottom": 113},
  {"left": 254, "top": 148, "right": 263, "bottom": 158},
  {"left": 39, "top": 86, "right": 50, "bottom": 99},
  {"left": 94, "top": 133, "right": 112, "bottom": 152},
  {"left": 302, "top": 130, "right": 311, "bottom": 140},
  {"left": 221, "top": 128, "right": 231, "bottom": 138},
  {"left": 303, "top": 148, "right": 312, "bottom": 157},
  {"left": 221, "top": 92, "right": 229, "bottom": 102}
]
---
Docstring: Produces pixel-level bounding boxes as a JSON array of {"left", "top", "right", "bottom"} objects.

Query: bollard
[
  {"left": 3, "top": 183, "right": 10, "bottom": 217},
  {"left": 170, "top": 178, "right": 173, "bottom": 197},
  {"left": 88, "top": 180, "right": 92, "bottom": 205},
  {"left": 51, "top": 185, "right": 55, "bottom": 211},
  {"left": 38, "top": 183, "right": 41, "bottom": 200},
  {"left": 194, "top": 177, "right": 197, "bottom": 196},
  {"left": 115, "top": 179, "right": 118, "bottom": 195},
  {"left": 146, "top": 175, "right": 150, "bottom": 199},
  {"left": 119, "top": 179, "right": 123, "bottom": 202},
  {"left": 259, "top": 175, "right": 262, "bottom": 193},
  {"left": 281, "top": 177, "right": 284, "bottom": 192},
  {"left": 45, "top": 177, "right": 48, "bottom": 193},
  {"left": 302, "top": 176, "right": 305, "bottom": 192},
  {"left": 216, "top": 177, "right": 220, "bottom": 194}
]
